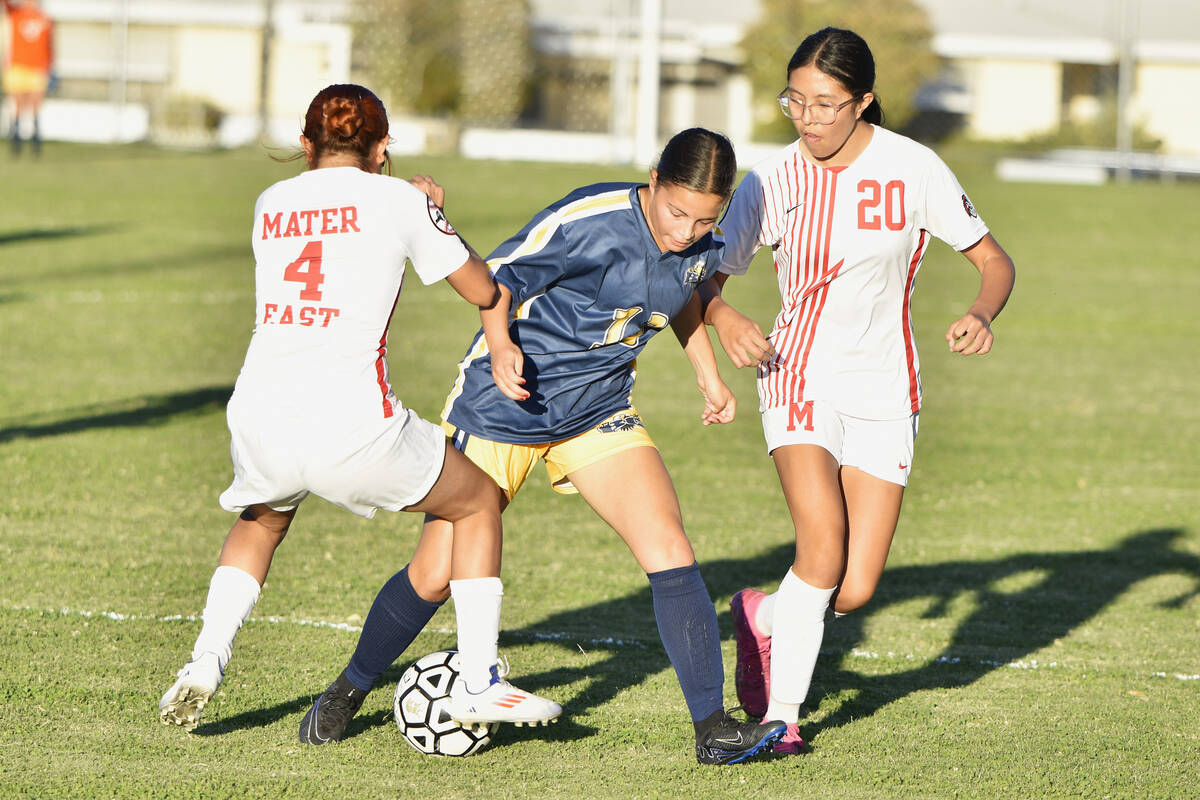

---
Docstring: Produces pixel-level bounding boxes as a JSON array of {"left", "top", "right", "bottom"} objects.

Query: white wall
[
  {"left": 1134, "top": 63, "right": 1200, "bottom": 155},
  {"left": 172, "top": 27, "right": 261, "bottom": 113},
  {"left": 964, "top": 59, "right": 1062, "bottom": 140}
]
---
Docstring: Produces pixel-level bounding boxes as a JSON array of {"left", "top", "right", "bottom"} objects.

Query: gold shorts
[
  {"left": 442, "top": 408, "right": 657, "bottom": 498},
  {"left": 2, "top": 66, "right": 50, "bottom": 95}
]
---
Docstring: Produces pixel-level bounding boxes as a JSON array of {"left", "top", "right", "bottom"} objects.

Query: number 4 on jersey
[{"left": 284, "top": 241, "right": 325, "bottom": 300}]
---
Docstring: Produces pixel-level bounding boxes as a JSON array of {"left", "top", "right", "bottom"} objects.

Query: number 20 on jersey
[{"left": 857, "top": 179, "right": 906, "bottom": 231}]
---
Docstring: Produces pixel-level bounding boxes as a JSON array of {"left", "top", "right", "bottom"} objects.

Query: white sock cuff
[
  {"left": 213, "top": 564, "right": 262, "bottom": 598},
  {"left": 449, "top": 576, "right": 504, "bottom": 598},
  {"left": 779, "top": 570, "right": 836, "bottom": 620}
]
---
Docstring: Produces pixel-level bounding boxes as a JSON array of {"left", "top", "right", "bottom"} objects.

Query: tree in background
[
  {"left": 459, "top": 0, "right": 531, "bottom": 126},
  {"left": 741, "top": 0, "right": 937, "bottom": 141},
  {"left": 353, "top": 0, "right": 530, "bottom": 125}
]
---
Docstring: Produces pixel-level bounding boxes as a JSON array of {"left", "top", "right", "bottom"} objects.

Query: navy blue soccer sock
[
  {"left": 344, "top": 566, "right": 443, "bottom": 692},
  {"left": 647, "top": 562, "right": 724, "bottom": 723}
]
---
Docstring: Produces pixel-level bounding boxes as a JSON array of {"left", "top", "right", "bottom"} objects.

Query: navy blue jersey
[{"left": 442, "top": 183, "right": 722, "bottom": 444}]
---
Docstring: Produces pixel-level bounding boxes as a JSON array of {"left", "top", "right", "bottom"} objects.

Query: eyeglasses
[{"left": 776, "top": 90, "right": 861, "bottom": 124}]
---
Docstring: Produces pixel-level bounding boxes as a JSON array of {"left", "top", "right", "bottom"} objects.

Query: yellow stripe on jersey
[
  {"left": 486, "top": 189, "right": 632, "bottom": 273},
  {"left": 512, "top": 291, "right": 544, "bottom": 321},
  {"left": 441, "top": 333, "right": 493, "bottom": 422}
]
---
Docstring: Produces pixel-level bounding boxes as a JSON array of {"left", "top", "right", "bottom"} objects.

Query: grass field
[{"left": 1, "top": 141, "right": 1198, "bottom": 800}]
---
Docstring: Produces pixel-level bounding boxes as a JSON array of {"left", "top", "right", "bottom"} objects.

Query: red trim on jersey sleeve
[{"left": 902, "top": 230, "right": 929, "bottom": 413}]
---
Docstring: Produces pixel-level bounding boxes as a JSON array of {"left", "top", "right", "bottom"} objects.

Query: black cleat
[
  {"left": 299, "top": 671, "right": 368, "bottom": 745},
  {"left": 695, "top": 709, "right": 787, "bottom": 765}
]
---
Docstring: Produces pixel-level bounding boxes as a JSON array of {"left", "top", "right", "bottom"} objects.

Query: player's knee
[
  {"left": 448, "top": 474, "right": 504, "bottom": 523},
  {"left": 638, "top": 531, "right": 695, "bottom": 574},
  {"left": 238, "top": 505, "right": 293, "bottom": 542},
  {"left": 832, "top": 586, "right": 874, "bottom": 614},
  {"left": 471, "top": 479, "right": 505, "bottom": 517},
  {"left": 408, "top": 562, "right": 451, "bottom": 603}
]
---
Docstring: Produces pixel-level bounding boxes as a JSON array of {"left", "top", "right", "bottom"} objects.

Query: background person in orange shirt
[{"left": 3, "top": 0, "right": 53, "bottom": 155}]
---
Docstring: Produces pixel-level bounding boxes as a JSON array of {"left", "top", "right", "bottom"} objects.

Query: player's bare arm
[
  {"left": 445, "top": 252, "right": 500, "bottom": 308},
  {"left": 699, "top": 273, "right": 776, "bottom": 369},
  {"left": 478, "top": 282, "right": 528, "bottom": 401},
  {"left": 671, "top": 292, "right": 736, "bottom": 425},
  {"left": 946, "top": 234, "right": 1016, "bottom": 356}
]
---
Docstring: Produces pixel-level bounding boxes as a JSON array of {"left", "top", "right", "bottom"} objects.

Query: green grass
[{"left": 1, "top": 142, "right": 1198, "bottom": 799}]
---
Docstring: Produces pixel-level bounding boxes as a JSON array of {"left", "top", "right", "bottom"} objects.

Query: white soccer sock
[
  {"left": 763, "top": 570, "right": 835, "bottom": 724},
  {"left": 449, "top": 576, "right": 503, "bottom": 693},
  {"left": 190, "top": 565, "right": 261, "bottom": 670}
]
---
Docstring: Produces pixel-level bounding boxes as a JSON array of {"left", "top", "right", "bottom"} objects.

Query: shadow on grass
[
  {"left": 0, "top": 241, "right": 247, "bottom": 288},
  {"left": 190, "top": 527, "right": 1197, "bottom": 752},
  {"left": 803, "top": 526, "right": 1199, "bottom": 745},
  {"left": 0, "top": 224, "right": 119, "bottom": 248},
  {"left": 0, "top": 385, "right": 232, "bottom": 443},
  {"left": 492, "top": 526, "right": 1197, "bottom": 750}
]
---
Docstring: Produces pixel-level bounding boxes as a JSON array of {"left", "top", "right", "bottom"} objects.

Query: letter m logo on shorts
[{"left": 787, "top": 400, "right": 815, "bottom": 432}]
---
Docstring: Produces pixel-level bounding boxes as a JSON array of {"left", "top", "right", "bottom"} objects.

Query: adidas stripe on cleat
[{"left": 447, "top": 663, "right": 562, "bottom": 726}]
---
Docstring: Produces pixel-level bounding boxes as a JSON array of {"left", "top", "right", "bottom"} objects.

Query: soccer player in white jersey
[
  {"left": 701, "top": 28, "right": 1016, "bottom": 754},
  {"left": 157, "top": 84, "right": 560, "bottom": 738}
]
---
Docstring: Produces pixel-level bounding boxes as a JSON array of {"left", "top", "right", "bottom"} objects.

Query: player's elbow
[
  {"left": 452, "top": 278, "right": 499, "bottom": 309},
  {"left": 466, "top": 283, "right": 501, "bottom": 309}
]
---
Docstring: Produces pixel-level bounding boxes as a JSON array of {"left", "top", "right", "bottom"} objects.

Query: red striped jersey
[
  {"left": 720, "top": 126, "right": 988, "bottom": 419},
  {"left": 235, "top": 167, "right": 469, "bottom": 433}
]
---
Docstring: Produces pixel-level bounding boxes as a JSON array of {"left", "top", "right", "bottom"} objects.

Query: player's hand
[
  {"left": 698, "top": 377, "right": 736, "bottom": 426},
  {"left": 712, "top": 305, "right": 776, "bottom": 368},
  {"left": 408, "top": 174, "right": 446, "bottom": 209},
  {"left": 945, "top": 311, "right": 994, "bottom": 355},
  {"left": 490, "top": 343, "right": 529, "bottom": 401}
]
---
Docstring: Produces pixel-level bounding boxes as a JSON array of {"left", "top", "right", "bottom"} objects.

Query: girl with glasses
[{"left": 702, "top": 27, "right": 1016, "bottom": 754}]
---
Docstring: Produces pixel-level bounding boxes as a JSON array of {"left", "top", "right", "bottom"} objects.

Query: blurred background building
[{"left": 3, "top": 0, "right": 1197, "bottom": 174}]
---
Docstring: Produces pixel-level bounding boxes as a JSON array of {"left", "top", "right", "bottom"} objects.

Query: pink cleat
[
  {"left": 772, "top": 722, "right": 806, "bottom": 754},
  {"left": 731, "top": 588, "right": 771, "bottom": 718}
]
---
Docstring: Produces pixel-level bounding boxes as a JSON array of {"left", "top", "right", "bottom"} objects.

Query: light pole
[
  {"left": 634, "top": 0, "right": 661, "bottom": 167},
  {"left": 259, "top": 0, "right": 276, "bottom": 143},
  {"left": 1115, "top": 0, "right": 1137, "bottom": 182}
]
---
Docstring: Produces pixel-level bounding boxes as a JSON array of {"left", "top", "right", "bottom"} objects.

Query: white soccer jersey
[
  {"left": 235, "top": 166, "right": 470, "bottom": 432},
  {"left": 720, "top": 126, "right": 989, "bottom": 419}
]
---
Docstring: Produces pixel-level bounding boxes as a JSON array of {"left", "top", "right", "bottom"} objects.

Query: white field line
[{"left": 9, "top": 603, "right": 1199, "bottom": 681}]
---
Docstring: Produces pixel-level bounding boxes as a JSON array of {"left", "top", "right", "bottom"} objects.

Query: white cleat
[
  {"left": 447, "top": 661, "right": 562, "bottom": 727},
  {"left": 158, "top": 651, "right": 223, "bottom": 730}
]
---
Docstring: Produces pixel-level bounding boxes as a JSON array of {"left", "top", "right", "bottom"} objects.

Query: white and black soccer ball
[{"left": 393, "top": 650, "right": 498, "bottom": 757}]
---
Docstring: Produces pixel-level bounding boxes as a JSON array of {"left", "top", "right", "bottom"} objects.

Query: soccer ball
[{"left": 392, "top": 650, "right": 498, "bottom": 757}]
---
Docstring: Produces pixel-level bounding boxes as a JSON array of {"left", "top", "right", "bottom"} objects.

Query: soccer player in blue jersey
[{"left": 300, "top": 128, "right": 786, "bottom": 764}]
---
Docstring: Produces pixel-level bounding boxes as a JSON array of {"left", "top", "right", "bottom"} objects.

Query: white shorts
[
  {"left": 761, "top": 399, "right": 918, "bottom": 486},
  {"left": 218, "top": 394, "right": 447, "bottom": 519}
]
